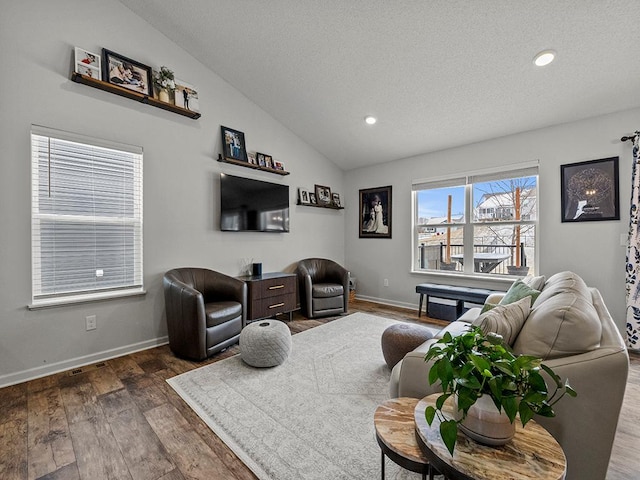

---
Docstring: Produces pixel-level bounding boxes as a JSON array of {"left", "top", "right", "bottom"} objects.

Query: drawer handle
[
  {"left": 268, "top": 285, "right": 285, "bottom": 290},
  {"left": 268, "top": 302, "right": 285, "bottom": 309}
]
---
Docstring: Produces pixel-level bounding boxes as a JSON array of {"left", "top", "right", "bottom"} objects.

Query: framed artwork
[
  {"left": 315, "top": 184, "right": 332, "bottom": 206},
  {"left": 247, "top": 152, "right": 257, "bottom": 165},
  {"left": 221, "top": 126, "right": 248, "bottom": 162},
  {"left": 274, "top": 160, "right": 285, "bottom": 171},
  {"left": 332, "top": 192, "right": 341, "bottom": 207},
  {"left": 560, "top": 157, "right": 620, "bottom": 222},
  {"left": 309, "top": 192, "right": 317, "bottom": 204},
  {"left": 298, "top": 188, "right": 310, "bottom": 204},
  {"left": 264, "top": 154, "right": 274, "bottom": 169},
  {"left": 257, "top": 152, "right": 266, "bottom": 167},
  {"left": 359, "top": 185, "right": 392, "bottom": 238},
  {"left": 102, "top": 48, "right": 152, "bottom": 96},
  {"left": 74, "top": 47, "right": 101, "bottom": 80},
  {"left": 174, "top": 79, "right": 199, "bottom": 113}
]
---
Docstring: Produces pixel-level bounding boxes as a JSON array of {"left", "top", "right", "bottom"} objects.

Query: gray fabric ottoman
[
  {"left": 381, "top": 323, "right": 434, "bottom": 369},
  {"left": 240, "top": 320, "right": 292, "bottom": 367}
]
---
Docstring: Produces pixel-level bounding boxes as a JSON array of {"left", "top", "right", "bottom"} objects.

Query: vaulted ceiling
[{"left": 118, "top": 0, "right": 640, "bottom": 170}]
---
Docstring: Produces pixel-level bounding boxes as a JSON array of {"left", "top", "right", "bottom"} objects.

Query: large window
[
  {"left": 413, "top": 165, "right": 538, "bottom": 276},
  {"left": 31, "top": 126, "right": 143, "bottom": 306}
]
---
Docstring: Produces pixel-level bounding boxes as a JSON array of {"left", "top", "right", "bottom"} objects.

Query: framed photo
[
  {"left": 247, "top": 152, "right": 257, "bottom": 165},
  {"left": 174, "top": 79, "right": 199, "bottom": 113},
  {"left": 257, "top": 152, "right": 266, "bottom": 167},
  {"left": 102, "top": 48, "right": 152, "bottom": 96},
  {"left": 560, "top": 157, "right": 619, "bottom": 222},
  {"left": 315, "top": 184, "right": 332, "bottom": 206},
  {"left": 221, "top": 126, "right": 248, "bottom": 162},
  {"left": 74, "top": 47, "right": 101, "bottom": 80},
  {"left": 274, "top": 160, "right": 285, "bottom": 171},
  {"left": 309, "top": 192, "right": 317, "bottom": 205},
  {"left": 332, "top": 192, "right": 341, "bottom": 207},
  {"left": 359, "top": 185, "right": 392, "bottom": 238},
  {"left": 298, "top": 188, "right": 310, "bottom": 204},
  {"left": 264, "top": 154, "right": 274, "bottom": 169}
]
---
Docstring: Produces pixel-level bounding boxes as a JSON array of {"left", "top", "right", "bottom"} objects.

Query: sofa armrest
[
  {"left": 390, "top": 338, "right": 444, "bottom": 399},
  {"left": 485, "top": 293, "right": 505, "bottom": 305}
]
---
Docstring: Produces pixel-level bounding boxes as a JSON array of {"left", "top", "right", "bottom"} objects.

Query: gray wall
[
  {"left": 0, "top": 0, "right": 345, "bottom": 386},
  {"left": 344, "top": 108, "right": 640, "bottom": 334}
]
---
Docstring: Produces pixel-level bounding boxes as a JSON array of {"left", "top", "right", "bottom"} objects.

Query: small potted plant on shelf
[
  {"left": 152, "top": 66, "right": 176, "bottom": 103},
  {"left": 424, "top": 327, "right": 576, "bottom": 455}
]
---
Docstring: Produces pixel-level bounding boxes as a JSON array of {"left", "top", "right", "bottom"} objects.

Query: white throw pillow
[
  {"left": 522, "top": 274, "right": 546, "bottom": 291},
  {"left": 472, "top": 296, "right": 532, "bottom": 346}
]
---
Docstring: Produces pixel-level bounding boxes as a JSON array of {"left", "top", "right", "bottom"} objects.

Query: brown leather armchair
[
  {"left": 163, "top": 267, "right": 247, "bottom": 361},
  {"left": 296, "top": 258, "right": 349, "bottom": 318}
]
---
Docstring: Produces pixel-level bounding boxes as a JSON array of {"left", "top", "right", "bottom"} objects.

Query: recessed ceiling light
[
  {"left": 533, "top": 50, "right": 556, "bottom": 67},
  {"left": 364, "top": 115, "right": 377, "bottom": 125}
]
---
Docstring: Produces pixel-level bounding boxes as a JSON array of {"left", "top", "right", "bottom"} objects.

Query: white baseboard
[
  {"left": 0, "top": 336, "right": 169, "bottom": 388},
  {"left": 354, "top": 294, "right": 419, "bottom": 311}
]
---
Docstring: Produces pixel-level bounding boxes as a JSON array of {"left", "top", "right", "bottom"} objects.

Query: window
[
  {"left": 31, "top": 126, "right": 143, "bottom": 306},
  {"left": 413, "top": 164, "right": 538, "bottom": 276}
]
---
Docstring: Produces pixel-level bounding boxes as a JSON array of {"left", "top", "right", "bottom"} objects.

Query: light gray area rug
[{"left": 168, "top": 313, "right": 439, "bottom": 480}]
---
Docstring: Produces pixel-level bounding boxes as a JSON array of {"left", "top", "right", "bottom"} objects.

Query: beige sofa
[{"left": 390, "top": 271, "right": 629, "bottom": 480}]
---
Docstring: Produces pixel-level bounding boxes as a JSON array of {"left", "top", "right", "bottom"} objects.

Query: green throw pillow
[
  {"left": 481, "top": 303, "right": 498, "bottom": 314},
  {"left": 499, "top": 279, "right": 541, "bottom": 306}
]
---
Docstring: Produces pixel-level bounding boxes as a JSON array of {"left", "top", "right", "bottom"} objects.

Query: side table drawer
[
  {"left": 255, "top": 276, "right": 296, "bottom": 299},
  {"left": 252, "top": 294, "right": 297, "bottom": 319}
]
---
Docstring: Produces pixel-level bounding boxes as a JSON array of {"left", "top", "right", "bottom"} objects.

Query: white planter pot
[{"left": 454, "top": 395, "right": 516, "bottom": 446}]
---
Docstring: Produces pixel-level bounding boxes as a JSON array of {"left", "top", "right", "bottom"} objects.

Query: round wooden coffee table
[
  {"left": 374, "top": 397, "right": 433, "bottom": 480},
  {"left": 414, "top": 394, "right": 567, "bottom": 480}
]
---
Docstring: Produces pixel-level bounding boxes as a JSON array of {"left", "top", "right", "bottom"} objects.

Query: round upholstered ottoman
[
  {"left": 240, "top": 320, "right": 292, "bottom": 367},
  {"left": 381, "top": 323, "right": 434, "bottom": 369}
]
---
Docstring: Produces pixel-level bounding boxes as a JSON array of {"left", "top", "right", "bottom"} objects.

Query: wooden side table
[
  {"left": 237, "top": 272, "right": 297, "bottom": 321},
  {"left": 414, "top": 394, "right": 567, "bottom": 480},
  {"left": 374, "top": 397, "right": 433, "bottom": 480}
]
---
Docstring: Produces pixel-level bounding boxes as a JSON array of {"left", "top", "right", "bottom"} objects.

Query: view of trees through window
[{"left": 415, "top": 173, "right": 537, "bottom": 275}]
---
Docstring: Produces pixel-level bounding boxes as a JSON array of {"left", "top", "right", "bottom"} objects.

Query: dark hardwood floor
[{"left": 0, "top": 300, "right": 637, "bottom": 479}]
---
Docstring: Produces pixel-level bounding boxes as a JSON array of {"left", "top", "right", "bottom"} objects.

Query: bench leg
[
  {"left": 418, "top": 294, "right": 424, "bottom": 317},
  {"left": 456, "top": 300, "right": 464, "bottom": 318}
]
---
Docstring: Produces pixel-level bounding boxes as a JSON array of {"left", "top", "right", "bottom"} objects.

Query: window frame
[{"left": 29, "top": 125, "right": 145, "bottom": 309}]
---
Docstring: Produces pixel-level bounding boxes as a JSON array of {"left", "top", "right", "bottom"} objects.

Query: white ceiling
[{"left": 118, "top": 0, "right": 640, "bottom": 170}]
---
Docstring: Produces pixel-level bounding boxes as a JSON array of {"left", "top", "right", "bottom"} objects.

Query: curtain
[{"left": 625, "top": 132, "right": 640, "bottom": 349}]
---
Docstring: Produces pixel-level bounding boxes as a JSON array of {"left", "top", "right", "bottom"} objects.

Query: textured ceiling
[{"left": 118, "top": 0, "right": 640, "bottom": 170}]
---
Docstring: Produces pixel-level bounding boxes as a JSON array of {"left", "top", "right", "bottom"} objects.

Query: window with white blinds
[{"left": 31, "top": 126, "right": 143, "bottom": 305}]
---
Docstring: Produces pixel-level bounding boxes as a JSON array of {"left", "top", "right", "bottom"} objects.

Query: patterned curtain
[{"left": 625, "top": 132, "right": 640, "bottom": 349}]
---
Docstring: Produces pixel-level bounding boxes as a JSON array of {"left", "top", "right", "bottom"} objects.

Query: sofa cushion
[
  {"left": 513, "top": 271, "right": 601, "bottom": 359},
  {"left": 522, "top": 274, "right": 546, "bottom": 291},
  {"left": 499, "top": 279, "right": 541, "bottom": 305},
  {"left": 472, "top": 296, "right": 531, "bottom": 346}
]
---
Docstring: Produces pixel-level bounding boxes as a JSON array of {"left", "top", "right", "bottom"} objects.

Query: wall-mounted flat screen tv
[{"left": 220, "top": 173, "right": 290, "bottom": 232}]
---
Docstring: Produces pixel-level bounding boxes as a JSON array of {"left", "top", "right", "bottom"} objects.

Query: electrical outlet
[
  {"left": 86, "top": 315, "right": 97, "bottom": 331},
  {"left": 383, "top": 278, "right": 389, "bottom": 287}
]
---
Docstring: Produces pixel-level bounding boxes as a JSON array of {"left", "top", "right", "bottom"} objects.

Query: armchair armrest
[{"left": 163, "top": 274, "right": 207, "bottom": 359}]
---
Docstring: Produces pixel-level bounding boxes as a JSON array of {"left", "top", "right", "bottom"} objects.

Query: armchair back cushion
[{"left": 296, "top": 258, "right": 349, "bottom": 318}]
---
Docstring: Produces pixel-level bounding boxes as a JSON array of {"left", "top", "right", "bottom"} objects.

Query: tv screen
[{"left": 220, "top": 174, "right": 290, "bottom": 232}]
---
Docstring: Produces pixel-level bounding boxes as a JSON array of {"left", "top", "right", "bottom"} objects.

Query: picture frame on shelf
[
  {"left": 298, "top": 188, "right": 310, "bottom": 204},
  {"left": 247, "top": 152, "right": 257, "bottom": 165},
  {"left": 332, "top": 193, "right": 342, "bottom": 207},
  {"left": 221, "top": 126, "right": 248, "bottom": 162},
  {"left": 264, "top": 154, "right": 274, "bottom": 169},
  {"left": 560, "top": 156, "right": 620, "bottom": 222},
  {"left": 174, "top": 79, "right": 199, "bottom": 113},
  {"left": 274, "top": 160, "right": 285, "bottom": 171},
  {"left": 359, "top": 185, "right": 392, "bottom": 238},
  {"left": 74, "top": 47, "right": 101, "bottom": 80},
  {"left": 257, "top": 152, "right": 266, "bottom": 167},
  {"left": 315, "top": 184, "right": 332, "bottom": 206},
  {"left": 102, "top": 48, "right": 152, "bottom": 96},
  {"left": 309, "top": 192, "right": 317, "bottom": 205}
]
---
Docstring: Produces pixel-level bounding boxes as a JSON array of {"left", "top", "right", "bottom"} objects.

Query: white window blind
[{"left": 31, "top": 126, "right": 143, "bottom": 304}]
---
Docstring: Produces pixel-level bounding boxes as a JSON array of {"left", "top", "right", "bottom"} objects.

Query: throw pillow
[
  {"left": 522, "top": 274, "right": 546, "bottom": 291},
  {"left": 472, "top": 296, "right": 532, "bottom": 346},
  {"left": 499, "top": 279, "right": 541, "bottom": 305},
  {"left": 480, "top": 303, "right": 497, "bottom": 314}
]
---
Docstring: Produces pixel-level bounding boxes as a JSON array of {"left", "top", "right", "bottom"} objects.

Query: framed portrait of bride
[{"left": 359, "top": 186, "right": 392, "bottom": 238}]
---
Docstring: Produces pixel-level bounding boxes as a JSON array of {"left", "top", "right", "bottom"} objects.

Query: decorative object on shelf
[
  {"left": 331, "top": 192, "right": 341, "bottom": 207},
  {"left": 152, "top": 66, "right": 176, "bottom": 103},
  {"left": 264, "top": 154, "right": 274, "bottom": 169},
  {"left": 174, "top": 78, "right": 199, "bottom": 113},
  {"left": 274, "top": 160, "right": 285, "bottom": 171},
  {"left": 560, "top": 156, "right": 620, "bottom": 222},
  {"left": 247, "top": 152, "right": 257, "bottom": 165},
  {"left": 359, "top": 185, "right": 392, "bottom": 238},
  {"left": 217, "top": 154, "right": 290, "bottom": 176},
  {"left": 256, "top": 152, "right": 266, "bottom": 167},
  {"left": 315, "top": 184, "right": 332, "bottom": 206},
  {"left": 423, "top": 326, "right": 576, "bottom": 455},
  {"left": 298, "top": 188, "right": 310, "bottom": 204},
  {"left": 221, "top": 125, "right": 248, "bottom": 162},
  {"left": 309, "top": 192, "right": 317, "bottom": 204},
  {"left": 74, "top": 47, "right": 101, "bottom": 80},
  {"left": 102, "top": 48, "right": 152, "bottom": 96}
]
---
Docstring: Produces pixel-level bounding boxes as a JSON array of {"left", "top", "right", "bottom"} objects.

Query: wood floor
[{"left": 0, "top": 300, "right": 637, "bottom": 480}]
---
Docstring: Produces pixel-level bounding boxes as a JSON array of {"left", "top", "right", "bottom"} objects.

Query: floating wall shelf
[
  {"left": 217, "top": 154, "right": 290, "bottom": 176},
  {"left": 71, "top": 72, "right": 201, "bottom": 119},
  {"left": 297, "top": 201, "right": 343, "bottom": 210}
]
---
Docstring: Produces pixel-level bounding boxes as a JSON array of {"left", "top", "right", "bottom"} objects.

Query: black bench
[{"left": 416, "top": 283, "right": 502, "bottom": 318}]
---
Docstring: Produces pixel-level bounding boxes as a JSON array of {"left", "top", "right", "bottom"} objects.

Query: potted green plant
[{"left": 424, "top": 326, "right": 576, "bottom": 455}]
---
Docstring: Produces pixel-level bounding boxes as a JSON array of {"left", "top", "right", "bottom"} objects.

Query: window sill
[
  {"left": 28, "top": 288, "right": 146, "bottom": 310},
  {"left": 410, "top": 269, "right": 517, "bottom": 287}
]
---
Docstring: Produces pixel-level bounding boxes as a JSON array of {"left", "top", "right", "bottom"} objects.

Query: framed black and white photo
[
  {"left": 332, "top": 192, "right": 341, "bottom": 207},
  {"left": 560, "top": 157, "right": 619, "bottom": 222},
  {"left": 309, "top": 192, "right": 317, "bottom": 204},
  {"left": 74, "top": 47, "right": 101, "bottom": 80},
  {"left": 315, "top": 184, "right": 332, "bottom": 206},
  {"left": 221, "top": 126, "right": 248, "bottom": 162},
  {"left": 102, "top": 49, "right": 152, "bottom": 96},
  {"left": 359, "top": 185, "right": 392, "bottom": 238},
  {"left": 298, "top": 188, "right": 310, "bottom": 204}
]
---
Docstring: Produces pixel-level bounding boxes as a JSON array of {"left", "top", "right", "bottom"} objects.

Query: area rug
[{"left": 167, "top": 313, "right": 439, "bottom": 480}]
